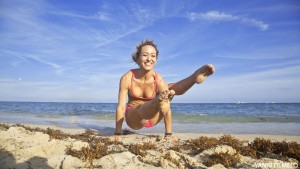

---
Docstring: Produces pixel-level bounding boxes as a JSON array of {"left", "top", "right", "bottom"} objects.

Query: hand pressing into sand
[
  {"left": 164, "top": 135, "right": 178, "bottom": 141},
  {"left": 109, "top": 135, "right": 122, "bottom": 142}
]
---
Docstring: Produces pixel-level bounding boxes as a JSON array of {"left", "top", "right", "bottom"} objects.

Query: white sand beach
[{"left": 0, "top": 123, "right": 299, "bottom": 169}]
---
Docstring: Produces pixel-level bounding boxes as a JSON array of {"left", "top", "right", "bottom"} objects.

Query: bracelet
[
  {"left": 165, "top": 132, "right": 173, "bottom": 136},
  {"left": 114, "top": 132, "right": 122, "bottom": 135}
]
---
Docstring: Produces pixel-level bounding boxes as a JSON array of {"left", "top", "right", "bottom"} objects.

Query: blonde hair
[{"left": 132, "top": 39, "right": 159, "bottom": 64}]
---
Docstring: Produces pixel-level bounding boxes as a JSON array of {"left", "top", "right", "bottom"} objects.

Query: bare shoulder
[
  {"left": 121, "top": 70, "right": 132, "bottom": 80},
  {"left": 119, "top": 70, "right": 132, "bottom": 87},
  {"left": 154, "top": 71, "right": 165, "bottom": 82}
]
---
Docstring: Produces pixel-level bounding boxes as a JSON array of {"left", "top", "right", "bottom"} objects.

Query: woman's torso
[{"left": 127, "top": 69, "right": 157, "bottom": 107}]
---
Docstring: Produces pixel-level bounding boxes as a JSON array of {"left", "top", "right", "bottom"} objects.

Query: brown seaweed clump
[
  {"left": 250, "top": 138, "right": 300, "bottom": 162},
  {"left": 169, "top": 140, "right": 182, "bottom": 152},
  {"left": 70, "top": 130, "right": 98, "bottom": 142},
  {"left": 66, "top": 141, "right": 109, "bottom": 166},
  {"left": 46, "top": 128, "right": 71, "bottom": 140},
  {"left": 128, "top": 142, "right": 157, "bottom": 157},
  {"left": 274, "top": 141, "right": 300, "bottom": 162},
  {"left": 183, "top": 135, "right": 246, "bottom": 155},
  {"left": 250, "top": 137, "right": 274, "bottom": 156},
  {"left": 218, "top": 135, "right": 245, "bottom": 150},
  {"left": 66, "top": 135, "right": 124, "bottom": 166},
  {"left": 204, "top": 152, "right": 241, "bottom": 168},
  {"left": 187, "top": 136, "right": 218, "bottom": 154},
  {"left": 12, "top": 123, "right": 71, "bottom": 141},
  {"left": 0, "top": 123, "right": 10, "bottom": 130},
  {"left": 238, "top": 146, "right": 257, "bottom": 158}
]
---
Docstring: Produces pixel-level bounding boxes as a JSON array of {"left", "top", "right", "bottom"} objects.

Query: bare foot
[
  {"left": 194, "top": 64, "right": 215, "bottom": 84},
  {"left": 158, "top": 90, "right": 175, "bottom": 115}
]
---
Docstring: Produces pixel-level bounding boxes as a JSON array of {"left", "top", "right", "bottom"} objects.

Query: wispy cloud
[
  {"left": 188, "top": 11, "right": 269, "bottom": 31},
  {"left": 0, "top": 1, "right": 298, "bottom": 103},
  {"left": 189, "top": 11, "right": 238, "bottom": 21},
  {"left": 51, "top": 11, "right": 110, "bottom": 21}
]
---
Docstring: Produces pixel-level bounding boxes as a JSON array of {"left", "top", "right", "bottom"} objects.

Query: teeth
[{"left": 145, "top": 62, "right": 151, "bottom": 66}]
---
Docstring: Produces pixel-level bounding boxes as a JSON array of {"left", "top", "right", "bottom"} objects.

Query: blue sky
[{"left": 0, "top": 0, "right": 299, "bottom": 103}]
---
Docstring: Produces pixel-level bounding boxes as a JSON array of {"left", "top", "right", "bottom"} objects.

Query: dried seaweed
[
  {"left": 204, "top": 152, "right": 241, "bottom": 168},
  {"left": 218, "top": 134, "right": 245, "bottom": 150},
  {"left": 188, "top": 136, "right": 218, "bottom": 154},
  {"left": 239, "top": 146, "right": 257, "bottom": 158},
  {"left": 250, "top": 138, "right": 300, "bottom": 162},
  {"left": 66, "top": 142, "right": 108, "bottom": 166},
  {"left": 0, "top": 123, "right": 10, "bottom": 130},
  {"left": 128, "top": 142, "right": 157, "bottom": 157},
  {"left": 169, "top": 140, "right": 182, "bottom": 152},
  {"left": 2, "top": 123, "right": 300, "bottom": 168}
]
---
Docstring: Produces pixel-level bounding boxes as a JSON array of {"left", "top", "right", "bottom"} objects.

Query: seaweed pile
[{"left": 0, "top": 123, "right": 299, "bottom": 168}]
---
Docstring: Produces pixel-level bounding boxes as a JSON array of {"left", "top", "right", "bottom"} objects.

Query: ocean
[{"left": 0, "top": 101, "right": 299, "bottom": 135}]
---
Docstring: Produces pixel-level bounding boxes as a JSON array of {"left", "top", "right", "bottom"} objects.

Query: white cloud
[
  {"left": 188, "top": 11, "right": 269, "bottom": 31},
  {"left": 51, "top": 11, "right": 110, "bottom": 21},
  {"left": 189, "top": 11, "right": 238, "bottom": 21}
]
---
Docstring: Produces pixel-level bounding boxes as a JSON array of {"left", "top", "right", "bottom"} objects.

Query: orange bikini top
[{"left": 128, "top": 69, "right": 158, "bottom": 103}]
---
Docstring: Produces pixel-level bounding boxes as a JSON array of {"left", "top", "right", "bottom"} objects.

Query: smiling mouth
[{"left": 145, "top": 62, "right": 152, "bottom": 66}]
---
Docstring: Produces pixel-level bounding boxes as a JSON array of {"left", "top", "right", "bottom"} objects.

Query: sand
[{"left": 0, "top": 123, "right": 299, "bottom": 169}]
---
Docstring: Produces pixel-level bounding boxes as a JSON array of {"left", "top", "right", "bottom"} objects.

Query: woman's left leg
[
  {"left": 168, "top": 64, "right": 215, "bottom": 95},
  {"left": 145, "top": 64, "right": 215, "bottom": 130}
]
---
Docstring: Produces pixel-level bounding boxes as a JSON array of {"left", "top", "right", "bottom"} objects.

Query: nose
[{"left": 146, "top": 55, "right": 151, "bottom": 61}]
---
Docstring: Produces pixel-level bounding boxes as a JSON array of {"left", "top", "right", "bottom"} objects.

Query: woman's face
[{"left": 138, "top": 45, "right": 157, "bottom": 71}]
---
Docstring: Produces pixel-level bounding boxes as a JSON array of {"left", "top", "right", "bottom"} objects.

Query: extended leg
[{"left": 168, "top": 64, "right": 215, "bottom": 95}]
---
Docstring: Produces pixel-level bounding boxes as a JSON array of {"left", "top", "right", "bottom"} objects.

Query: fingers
[
  {"left": 206, "top": 64, "right": 215, "bottom": 74},
  {"left": 158, "top": 90, "right": 175, "bottom": 101}
]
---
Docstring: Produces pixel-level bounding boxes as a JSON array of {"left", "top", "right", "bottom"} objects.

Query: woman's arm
[
  {"left": 115, "top": 73, "right": 129, "bottom": 134},
  {"left": 156, "top": 73, "right": 174, "bottom": 135}
]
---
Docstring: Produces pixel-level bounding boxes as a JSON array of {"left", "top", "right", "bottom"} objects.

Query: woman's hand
[
  {"left": 109, "top": 135, "right": 122, "bottom": 142},
  {"left": 164, "top": 135, "right": 178, "bottom": 141}
]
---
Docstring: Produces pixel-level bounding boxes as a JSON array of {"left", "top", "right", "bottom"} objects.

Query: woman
[{"left": 115, "top": 39, "right": 215, "bottom": 137}]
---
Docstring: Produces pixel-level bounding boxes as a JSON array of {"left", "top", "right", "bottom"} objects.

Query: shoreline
[
  {"left": 3, "top": 122, "right": 300, "bottom": 142},
  {"left": 1, "top": 115, "right": 300, "bottom": 136},
  {"left": 1, "top": 122, "right": 299, "bottom": 168}
]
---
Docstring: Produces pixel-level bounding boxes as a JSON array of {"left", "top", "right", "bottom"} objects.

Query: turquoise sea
[{"left": 0, "top": 101, "right": 299, "bottom": 135}]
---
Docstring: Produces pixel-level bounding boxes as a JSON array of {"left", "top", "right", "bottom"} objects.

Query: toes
[
  {"left": 208, "top": 64, "right": 215, "bottom": 72},
  {"left": 158, "top": 90, "right": 174, "bottom": 101},
  {"left": 158, "top": 90, "right": 166, "bottom": 101}
]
